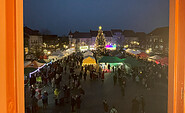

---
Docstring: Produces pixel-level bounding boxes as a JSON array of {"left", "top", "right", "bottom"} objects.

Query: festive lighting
[
  {"left": 146, "top": 50, "right": 150, "bottom": 54},
  {"left": 105, "top": 44, "right": 116, "bottom": 50},
  {"left": 80, "top": 46, "right": 88, "bottom": 51},
  {"left": 47, "top": 51, "right": 51, "bottom": 55},
  {"left": 99, "top": 26, "right": 102, "bottom": 30},
  {"left": 124, "top": 45, "right": 128, "bottom": 48}
]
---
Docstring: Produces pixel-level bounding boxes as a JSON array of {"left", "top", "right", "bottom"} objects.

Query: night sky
[{"left": 23, "top": 0, "right": 169, "bottom": 36}]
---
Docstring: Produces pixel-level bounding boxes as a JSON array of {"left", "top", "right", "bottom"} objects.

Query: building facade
[
  {"left": 42, "top": 35, "right": 60, "bottom": 52},
  {"left": 146, "top": 27, "right": 169, "bottom": 55}
]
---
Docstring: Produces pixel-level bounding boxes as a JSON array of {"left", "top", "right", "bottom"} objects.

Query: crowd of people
[
  {"left": 26, "top": 53, "right": 87, "bottom": 113},
  {"left": 25, "top": 50, "right": 168, "bottom": 113}
]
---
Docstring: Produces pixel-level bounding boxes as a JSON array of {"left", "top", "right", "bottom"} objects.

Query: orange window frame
[{"left": 0, "top": 0, "right": 185, "bottom": 113}]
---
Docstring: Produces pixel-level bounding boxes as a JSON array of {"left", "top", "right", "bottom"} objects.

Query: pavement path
[{"left": 36, "top": 67, "right": 168, "bottom": 113}]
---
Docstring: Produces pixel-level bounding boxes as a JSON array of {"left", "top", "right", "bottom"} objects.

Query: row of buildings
[
  {"left": 68, "top": 26, "right": 169, "bottom": 55},
  {"left": 24, "top": 26, "right": 169, "bottom": 59},
  {"left": 24, "top": 27, "right": 68, "bottom": 58}
]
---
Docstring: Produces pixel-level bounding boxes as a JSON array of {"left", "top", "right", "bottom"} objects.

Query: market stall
[
  {"left": 98, "top": 56, "right": 125, "bottom": 70},
  {"left": 38, "top": 59, "right": 51, "bottom": 63},
  {"left": 48, "top": 50, "right": 64, "bottom": 61},
  {"left": 125, "top": 49, "right": 141, "bottom": 55},
  {"left": 82, "top": 56, "right": 96, "bottom": 66},
  {"left": 148, "top": 55, "right": 161, "bottom": 62},
  {"left": 137, "top": 52, "right": 149, "bottom": 59},
  {"left": 122, "top": 57, "right": 145, "bottom": 74},
  {"left": 155, "top": 57, "right": 168, "bottom": 65},
  {"left": 83, "top": 50, "right": 93, "bottom": 57},
  {"left": 24, "top": 60, "right": 45, "bottom": 76}
]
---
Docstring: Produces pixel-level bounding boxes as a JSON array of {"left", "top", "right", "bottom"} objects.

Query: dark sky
[{"left": 24, "top": 0, "right": 169, "bottom": 36}]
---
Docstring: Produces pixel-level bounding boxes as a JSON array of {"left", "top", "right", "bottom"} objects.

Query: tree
[{"left": 95, "top": 26, "right": 106, "bottom": 54}]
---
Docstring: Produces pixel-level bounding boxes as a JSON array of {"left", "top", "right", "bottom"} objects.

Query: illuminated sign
[
  {"left": 90, "top": 45, "right": 96, "bottom": 50},
  {"left": 80, "top": 46, "right": 88, "bottom": 51},
  {"left": 105, "top": 44, "right": 116, "bottom": 50}
]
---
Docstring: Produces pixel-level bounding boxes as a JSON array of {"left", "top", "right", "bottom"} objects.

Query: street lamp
[
  {"left": 146, "top": 50, "right": 150, "bottom": 54},
  {"left": 47, "top": 51, "right": 51, "bottom": 55}
]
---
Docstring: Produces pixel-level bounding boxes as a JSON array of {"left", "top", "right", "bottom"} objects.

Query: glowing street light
[
  {"left": 47, "top": 51, "right": 51, "bottom": 55},
  {"left": 146, "top": 50, "right": 150, "bottom": 54}
]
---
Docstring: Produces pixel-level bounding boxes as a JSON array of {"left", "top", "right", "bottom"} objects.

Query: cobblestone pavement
[{"left": 33, "top": 66, "right": 168, "bottom": 113}]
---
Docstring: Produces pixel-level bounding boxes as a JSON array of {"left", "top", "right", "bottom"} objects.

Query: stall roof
[
  {"left": 123, "top": 57, "right": 144, "bottom": 67},
  {"left": 137, "top": 52, "right": 149, "bottom": 58},
  {"left": 98, "top": 56, "right": 124, "bottom": 63},
  {"left": 83, "top": 50, "right": 93, "bottom": 57},
  {"left": 148, "top": 55, "right": 161, "bottom": 60},
  {"left": 24, "top": 60, "right": 44, "bottom": 68},
  {"left": 82, "top": 56, "right": 96, "bottom": 66}
]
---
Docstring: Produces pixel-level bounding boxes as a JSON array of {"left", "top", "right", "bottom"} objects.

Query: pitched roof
[
  {"left": 122, "top": 30, "right": 136, "bottom": 37},
  {"left": 73, "top": 32, "right": 92, "bottom": 38},
  {"left": 90, "top": 30, "right": 112, "bottom": 37},
  {"left": 103, "top": 31, "right": 113, "bottom": 37},
  {"left": 111, "top": 29, "right": 122, "bottom": 34},
  {"left": 123, "top": 57, "right": 144, "bottom": 67},
  {"left": 43, "top": 35, "right": 58, "bottom": 42},
  {"left": 24, "top": 26, "right": 41, "bottom": 35},
  {"left": 135, "top": 32, "right": 146, "bottom": 38},
  {"left": 90, "top": 30, "right": 98, "bottom": 37},
  {"left": 148, "top": 27, "right": 169, "bottom": 36},
  {"left": 98, "top": 56, "right": 124, "bottom": 63},
  {"left": 68, "top": 30, "right": 73, "bottom": 35}
]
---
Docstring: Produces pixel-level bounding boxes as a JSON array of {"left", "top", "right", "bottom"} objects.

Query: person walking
[
  {"left": 103, "top": 99, "right": 109, "bottom": 113},
  {"left": 54, "top": 88, "right": 59, "bottom": 105},
  {"left": 135, "top": 75, "right": 140, "bottom": 84},
  {"left": 140, "top": 95, "right": 145, "bottom": 113},
  {"left": 31, "top": 96, "right": 38, "bottom": 113},
  {"left": 30, "top": 85, "right": 36, "bottom": 98},
  {"left": 110, "top": 106, "right": 118, "bottom": 113},
  {"left": 112, "top": 66, "right": 115, "bottom": 73},
  {"left": 76, "top": 95, "right": 82, "bottom": 113},
  {"left": 83, "top": 71, "right": 87, "bottom": 80},
  {"left": 102, "top": 71, "right": 105, "bottom": 82},
  {"left": 71, "top": 96, "right": 76, "bottom": 112},
  {"left": 113, "top": 74, "right": 117, "bottom": 86},
  {"left": 121, "top": 84, "right": 125, "bottom": 96},
  {"left": 42, "top": 91, "right": 48, "bottom": 109},
  {"left": 132, "top": 97, "right": 139, "bottom": 113}
]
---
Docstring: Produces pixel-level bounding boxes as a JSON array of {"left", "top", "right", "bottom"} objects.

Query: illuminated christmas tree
[{"left": 95, "top": 26, "right": 106, "bottom": 54}]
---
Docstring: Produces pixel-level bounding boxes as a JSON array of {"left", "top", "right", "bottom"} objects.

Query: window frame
[{"left": 0, "top": 0, "right": 185, "bottom": 113}]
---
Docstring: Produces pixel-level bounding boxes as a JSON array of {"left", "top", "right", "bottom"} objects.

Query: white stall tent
[
  {"left": 83, "top": 50, "right": 93, "bottom": 57},
  {"left": 48, "top": 50, "right": 64, "bottom": 61},
  {"left": 126, "top": 49, "right": 141, "bottom": 55},
  {"left": 148, "top": 55, "right": 161, "bottom": 62}
]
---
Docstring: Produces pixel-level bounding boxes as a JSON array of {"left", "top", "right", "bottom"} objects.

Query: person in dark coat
[
  {"left": 132, "top": 97, "right": 139, "bottom": 113},
  {"left": 101, "top": 71, "right": 105, "bottom": 82},
  {"left": 42, "top": 91, "right": 48, "bottom": 109},
  {"left": 112, "top": 66, "right": 115, "bottom": 72},
  {"left": 140, "top": 95, "right": 145, "bottom": 113},
  {"left": 30, "top": 85, "right": 36, "bottom": 98},
  {"left": 113, "top": 74, "right": 117, "bottom": 86},
  {"left": 121, "top": 84, "right": 125, "bottom": 96},
  {"left": 71, "top": 96, "right": 76, "bottom": 112},
  {"left": 31, "top": 96, "right": 38, "bottom": 113},
  {"left": 108, "top": 64, "right": 110, "bottom": 70},
  {"left": 83, "top": 72, "right": 87, "bottom": 80},
  {"left": 103, "top": 99, "right": 109, "bottom": 112},
  {"left": 79, "top": 71, "right": 82, "bottom": 80},
  {"left": 76, "top": 95, "right": 82, "bottom": 113}
]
